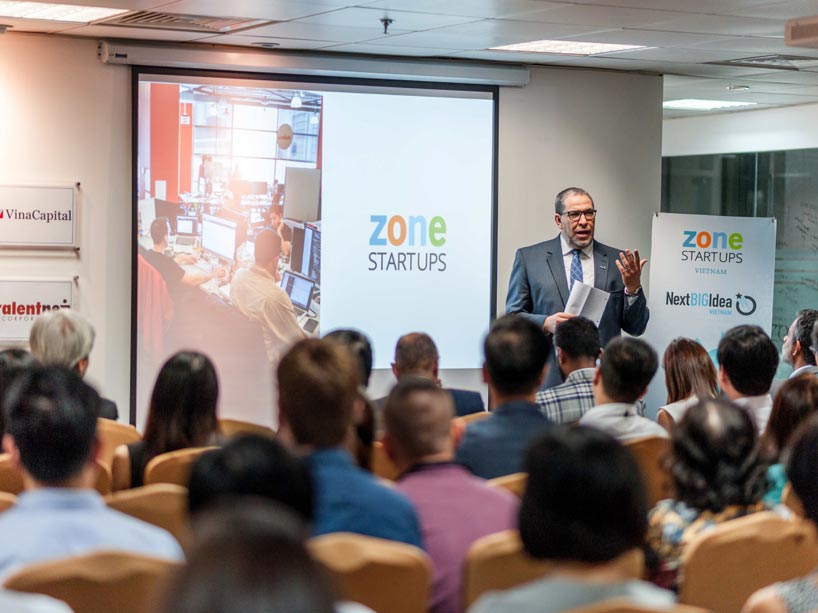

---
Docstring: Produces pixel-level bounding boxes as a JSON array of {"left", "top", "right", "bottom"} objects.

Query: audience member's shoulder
[
  {"left": 0, "top": 590, "right": 74, "bottom": 613},
  {"left": 105, "top": 507, "right": 184, "bottom": 559}
]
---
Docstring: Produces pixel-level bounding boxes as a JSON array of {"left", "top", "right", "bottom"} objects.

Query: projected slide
[{"left": 134, "top": 73, "right": 494, "bottom": 427}]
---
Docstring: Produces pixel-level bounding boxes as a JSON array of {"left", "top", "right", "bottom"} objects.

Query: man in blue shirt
[
  {"left": 456, "top": 315, "right": 553, "bottom": 479},
  {"left": 0, "top": 367, "right": 182, "bottom": 579},
  {"left": 277, "top": 338, "right": 423, "bottom": 548}
]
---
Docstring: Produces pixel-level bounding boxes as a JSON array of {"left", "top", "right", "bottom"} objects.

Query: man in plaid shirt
[{"left": 535, "top": 317, "right": 600, "bottom": 424}]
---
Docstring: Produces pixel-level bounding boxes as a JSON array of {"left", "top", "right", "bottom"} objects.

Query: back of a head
[
  {"left": 28, "top": 309, "right": 95, "bottom": 370},
  {"left": 663, "top": 338, "right": 718, "bottom": 404},
  {"left": 0, "top": 349, "right": 37, "bottom": 437},
  {"left": 671, "top": 397, "right": 767, "bottom": 512},
  {"left": 484, "top": 315, "right": 551, "bottom": 396},
  {"left": 164, "top": 501, "right": 334, "bottom": 613},
  {"left": 144, "top": 351, "right": 219, "bottom": 457},
  {"left": 717, "top": 325, "right": 778, "bottom": 396},
  {"left": 150, "top": 217, "right": 170, "bottom": 245},
  {"left": 188, "top": 434, "right": 314, "bottom": 522},
  {"left": 324, "top": 329, "right": 374, "bottom": 387},
  {"left": 520, "top": 425, "right": 647, "bottom": 563},
  {"left": 554, "top": 316, "right": 600, "bottom": 361},
  {"left": 278, "top": 339, "right": 359, "bottom": 448},
  {"left": 384, "top": 378, "right": 454, "bottom": 464},
  {"left": 765, "top": 375, "right": 818, "bottom": 459},
  {"left": 786, "top": 416, "right": 818, "bottom": 528},
  {"left": 795, "top": 309, "right": 818, "bottom": 366},
  {"left": 254, "top": 228, "right": 282, "bottom": 264},
  {"left": 4, "top": 366, "right": 99, "bottom": 485},
  {"left": 394, "top": 332, "right": 438, "bottom": 378},
  {"left": 599, "top": 337, "right": 658, "bottom": 404}
]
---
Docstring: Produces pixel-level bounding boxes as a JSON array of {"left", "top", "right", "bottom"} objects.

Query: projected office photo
[{"left": 134, "top": 72, "right": 494, "bottom": 428}]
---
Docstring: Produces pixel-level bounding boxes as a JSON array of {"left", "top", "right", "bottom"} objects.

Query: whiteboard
[{"left": 0, "top": 185, "right": 77, "bottom": 248}]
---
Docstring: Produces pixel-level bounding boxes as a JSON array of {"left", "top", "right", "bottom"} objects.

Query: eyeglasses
[{"left": 562, "top": 209, "right": 597, "bottom": 222}]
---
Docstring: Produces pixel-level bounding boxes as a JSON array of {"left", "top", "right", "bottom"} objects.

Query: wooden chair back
[
  {"left": 106, "top": 484, "right": 190, "bottom": 549},
  {"left": 679, "top": 512, "right": 818, "bottom": 613},
  {"left": 3, "top": 550, "right": 181, "bottom": 613},
  {"left": 487, "top": 472, "right": 527, "bottom": 499},
  {"left": 309, "top": 532, "right": 431, "bottom": 613},
  {"left": 143, "top": 447, "right": 218, "bottom": 487},
  {"left": 624, "top": 436, "right": 673, "bottom": 506},
  {"left": 565, "top": 598, "right": 710, "bottom": 612},
  {"left": 371, "top": 441, "right": 399, "bottom": 481},
  {"left": 218, "top": 418, "right": 276, "bottom": 439},
  {"left": 96, "top": 418, "right": 141, "bottom": 469},
  {"left": 0, "top": 454, "right": 110, "bottom": 495}
]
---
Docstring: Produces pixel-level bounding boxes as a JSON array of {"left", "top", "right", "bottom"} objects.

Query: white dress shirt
[
  {"left": 560, "top": 235, "right": 594, "bottom": 289},
  {"left": 579, "top": 402, "right": 669, "bottom": 442},
  {"left": 734, "top": 394, "right": 773, "bottom": 433}
]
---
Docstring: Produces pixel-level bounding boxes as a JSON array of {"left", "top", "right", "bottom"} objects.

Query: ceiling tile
[
  {"left": 557, "top": 28, "right": 736, "bottom": 48},
  {"left": 160, "top": 0, "right": 342, "bottom": 21},
  {"left": 362, "top": 19, "right": 618, "bottom": 50},
  {"left": 291, "top": 7, "right": 479, "bottom": 30},
  {"left": 692, "top": 35, "right": 818, "bottom": 56},
  {"left": 230, "top": 20, "right": 412, "bottom": 43},
  {"left": 190, "top": 33, "right": 335, "bottom": 49},
  {"left": 604, "top": 46, "right": 755, "bottom": 63},
  {"left": 643, "top": 14, "right": 787, "bottom": 37},
  {"left": 725, "top": 0, "right": 818, "bottom": 19},
  {"left": 663, "top": 75, "right": 815, "bottom": 92},
  {"left": 0, "top": 17, "right": 78, "bottom": 34},
  {"left": 361, "top": 0, "right": 567, "bottom": 19},
  {"left": 563, "top": 0, "right": 784, "bottom": 15},
  {"left": 441, "top": 48, "right": 598, "bottom": 64},
  {"left": 319, "top": 42, "right": 461, "bottom": 56},
  {"left": 504, "top": 3, "right": 690, "bottom": 28},
  {"left": 738, "top": 68, "right": 818, "bottom": 82}
]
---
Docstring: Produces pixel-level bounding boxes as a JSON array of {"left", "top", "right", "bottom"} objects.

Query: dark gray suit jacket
[{"left": 506, "top": 236, "right": 649, "bottom": 389}]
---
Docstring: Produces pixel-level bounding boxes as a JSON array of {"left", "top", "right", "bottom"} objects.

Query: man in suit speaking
[{"left": 506, "top": 187, "right": 650, "bottom": 389}]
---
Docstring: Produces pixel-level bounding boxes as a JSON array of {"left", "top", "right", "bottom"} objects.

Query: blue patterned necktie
[{"left": 570, "top": 248, "right": 583, "bottom": 291}]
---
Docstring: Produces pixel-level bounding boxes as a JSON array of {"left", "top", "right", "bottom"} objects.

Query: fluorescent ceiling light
[
  {"left": 0, "top": 1, "right": 128, "bottom": 22},
  {"left": 489, "top": 40, "right": 646, "bottom": 55},
  {"left": 663, "top": 99, "right": 757, "bottom": 111}
]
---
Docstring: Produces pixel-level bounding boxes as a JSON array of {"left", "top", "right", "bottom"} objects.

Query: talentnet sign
[
  {"left": 0, "top": 185, "right": 76, "bottom": 247},
  {"left": 0, "top": 279, "right": 74, "bottom": 342}
]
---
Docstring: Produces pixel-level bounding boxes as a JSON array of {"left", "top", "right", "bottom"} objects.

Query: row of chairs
[{"left": 6, "top": 512, "right": 810, "bottom": 613}]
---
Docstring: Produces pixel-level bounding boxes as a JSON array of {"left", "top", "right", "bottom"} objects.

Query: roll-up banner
[
  {"left": 644, "top": 213, "right": 777, "bottom": 412},
  {"left": 0, "top": 279, "right": 74, "bottom": 342}
]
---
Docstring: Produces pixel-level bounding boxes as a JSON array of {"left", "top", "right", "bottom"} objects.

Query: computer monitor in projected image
[
  {"left": 201, "top": 214, "right": 237, "bottom": 263},
  {"left": 303, "top": 223, "right": 321, "bottom": 286}
]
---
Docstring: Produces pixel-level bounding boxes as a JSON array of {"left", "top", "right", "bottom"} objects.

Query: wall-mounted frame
[
  {"left": 0, "top": 184, "right": 78, "bottom": 249},
  {"left": 0, "top": 278, "right": 75, "bottom": 343}
]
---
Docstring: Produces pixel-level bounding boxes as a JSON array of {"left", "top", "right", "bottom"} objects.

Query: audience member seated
[
  {"left": 744, "top": 416, "right": 818, "bottom": 613},
  {"left": 781, "top": 309, "right": 818, "bottom": 381},
  {"left": 579, "top": 337, "right": 667, "bottom": 441},
  {"left": 376, "top": 332, "right": 485, "bottom": 417},
  {"left": 455, "top": 316, "right": 552, "bottom": 479},
  {"left": 0, "top": 367, "right": 182, "bottom": 579},
  {"left": 28, "top": 310, "right": 118, "bottom": 420},
  {"left": 535, "top": 317, "right": 600, "bottom": 424},
  {"left": 470, "top": 426, "right": 675, "bottom": 613},
  {"left": 656, "top": 338, "right": 718, "bottom": 430},
  {"left": 383, "top": 378, "right": 518, "bottom": 613},
  {"left": 114, "top": 351, "right": 221, "bottom": 489},
  {"left": 718, "top": 325, "right": 779, "bottom": 433},
  {"left": 188, "top": 434, "right": 313, "bottom": 522},
  {"left": 0, "top": 348, "right": 36, "bottom": 438},
  {"left": 324, "top": 329, "right": 377, "bottom": 469},
  {"left": 162, "top": 502, "right": 336, "bottom": 613},
  {"left": 277, "top": 339, "right": 422, "bottom": 547},
  {"left": 761, "top": 376, "right": 818, "bottom": 505},
  {"left": 647, "top": 398, "right": 769, "bottom": 591}
]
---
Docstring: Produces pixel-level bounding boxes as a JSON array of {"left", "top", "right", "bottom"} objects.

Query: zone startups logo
[
  {"left": 681, "top": 228, "right": 744, "bottom": 264},
  {"left": 368, "top": 214, "right": 447, "bottom": 272}
]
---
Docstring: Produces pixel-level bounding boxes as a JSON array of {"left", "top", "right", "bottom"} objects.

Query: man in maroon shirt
[{"left": 383, "top": 378, "right": 518, "bottom": 613}]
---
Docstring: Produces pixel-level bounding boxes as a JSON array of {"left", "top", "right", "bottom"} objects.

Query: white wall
[
  {"left": 663, "top": 102, "right": 818, "bottom": 157},
  {"left": 0, "top": 33, "right": 132, "bottom": 417},
  {"left": 0, "top": 32, "right": 664, "bottom": 418}
]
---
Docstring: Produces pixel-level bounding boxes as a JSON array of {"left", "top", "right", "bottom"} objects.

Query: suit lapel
[
  {"left": 593, "top": 243, "right": 611, "bottom": 291},
  {"left": 545, "top": 238, "right": 570, "bottom": 305}
]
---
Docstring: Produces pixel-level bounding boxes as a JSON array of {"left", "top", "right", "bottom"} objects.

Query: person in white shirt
[
  {"left": 580, "top": 337, "right": 667, "bottom": 441},
  {"left": 656, "top": 338, "right": 718, "bottom": 431},
  {"left": 230, "top": 228, "right": 306, "bottom": 364},
  {"left": 717, "top": 325, "right": 779, "bottom": 434}
]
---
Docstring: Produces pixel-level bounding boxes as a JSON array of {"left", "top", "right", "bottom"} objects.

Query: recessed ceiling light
[
  {"left": 663, "top": 99, "right": 757, "bottom": 111},
  {"left": 489, "top": 40, "right": 646, "bottom": 56},
  {"left": 726, "top": 85, "right": 750, "bottom": 91},
  {"left": 0, "top": 1, "right": 129, "bottom": 23}
]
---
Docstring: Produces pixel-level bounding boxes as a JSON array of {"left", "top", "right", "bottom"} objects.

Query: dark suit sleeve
[
  {"left": 621, "top": 288, "right": 650, "bottom": 337},
  {"left": 506, "top": 249, "right": 547, "bottom": 329},
  {"left": 98, "top": 397, "right": 119, "bottom": 421}
]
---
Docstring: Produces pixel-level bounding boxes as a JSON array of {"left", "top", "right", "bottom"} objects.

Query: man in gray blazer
[{"left": 506, "top": 187, "right": 650, "bottom": 389}]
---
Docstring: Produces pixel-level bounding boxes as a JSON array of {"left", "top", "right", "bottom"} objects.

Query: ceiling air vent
[
  {"left": 95, "top": 11, "right": 274, "bottom": 34},
  {"left": 707, "top": 54, "right": 818, "bottom": 71}
]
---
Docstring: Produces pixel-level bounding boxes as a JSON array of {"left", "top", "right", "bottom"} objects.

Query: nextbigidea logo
[
  {"left": 1, "top": 299, "right": 70, "bottom": 322},
  {"left": 0, "top": 209, "right": 72, "bottom": 223},
  {"left": 681, "top": 229, "right": 744, "bottom": 264},
  {"left": 665, "top": 291, "right": 756, "bottom": 316},
  {"left": 368, "top": 214, "right": 447, "bottom": 272}
]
